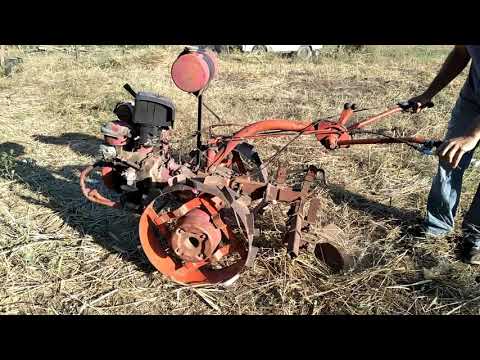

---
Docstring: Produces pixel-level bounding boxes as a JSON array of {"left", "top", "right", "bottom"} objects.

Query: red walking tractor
[{"left": 80, "top": 47, "right": 439, "bottom": 285}]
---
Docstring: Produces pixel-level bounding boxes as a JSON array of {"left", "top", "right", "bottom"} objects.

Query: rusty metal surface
[
  {"left": 283, "top": 167, "right": 320, "bottom": 257},
  {"left": 314, "top": 224, "right": 354, "bottom": 272},
  {"left": 170, "top": 208, "right": 222, "bottom": 263},
  {"left": 284, "top": 199, "right": 305, "bottom": 257},
  {"left": 301, "top": 165, "right": 318, "bottom": 193},
  {"left": 306, "top": 198, "right": 321, "bottom": 225},
  {"left": 314, "top": 242, "right": 354, "bottom": 272},
  {"left": 80, "top": 164, "right": 121, "bottom": 209},
  {"left": 275, "top": 166, "right": 287, "bottom": 185}
]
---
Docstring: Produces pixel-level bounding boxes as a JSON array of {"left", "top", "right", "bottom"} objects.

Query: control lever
[{"left": 123, "top": 83, "right": 137, "bottom": 98}]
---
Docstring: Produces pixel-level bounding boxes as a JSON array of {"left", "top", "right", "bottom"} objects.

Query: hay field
[{"left": 1, "top": 45, "right": 479, "bottom": 315}]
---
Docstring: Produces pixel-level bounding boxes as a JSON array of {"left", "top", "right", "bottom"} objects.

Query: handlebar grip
[{"left": 398, "top": 100, "right": 434, "bottom": 111}]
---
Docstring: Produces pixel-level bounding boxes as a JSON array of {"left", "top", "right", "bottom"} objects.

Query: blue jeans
[{"left": 425, "top": 95, "right": 480, "bottom": 249}]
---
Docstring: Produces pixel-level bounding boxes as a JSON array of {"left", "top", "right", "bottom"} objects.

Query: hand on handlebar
[{"left": 398, "top": 94, "right": 434, "bottom": 113}]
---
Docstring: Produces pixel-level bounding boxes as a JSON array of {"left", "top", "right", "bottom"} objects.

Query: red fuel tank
[{"left": 171, "top": 48, "right": 218, "bottom": 94}]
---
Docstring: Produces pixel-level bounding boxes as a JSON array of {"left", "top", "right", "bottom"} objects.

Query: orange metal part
[
  {"left": 169, "top": 208, "right": 222, "bottom": 263},
  {"left": 101, "top": 166, "right": 115, "bottom": 190},
  {"left": 324, "top": 107, "right": 354, "bottom": 148},
  {"left": 338, "top": 108, "right": 354, "bottom": 126},
  {"left": 347, "top": 107, "right": 403, "bottom": 131},
  {"left": 138, "top": 195, "right": 248, "bottom": 285},
  {"left": 207, "top": 117, "right": 360, "bottom": 171},
  {"left": 208, "top": 119, "right": 316, "bottom": 171},
  {"left": 80, "top": 165, "right": 120, "bottom": 208}
]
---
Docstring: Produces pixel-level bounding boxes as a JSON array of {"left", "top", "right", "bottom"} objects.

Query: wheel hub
[{"left": 169, "top": 208, "right": 222, "bottom": 263}]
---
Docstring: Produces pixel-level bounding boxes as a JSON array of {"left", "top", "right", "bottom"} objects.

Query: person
[{"left": 408, "top": 45, "right": 480, "bottom": 265}]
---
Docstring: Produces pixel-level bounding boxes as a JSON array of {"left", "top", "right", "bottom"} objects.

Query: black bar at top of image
[{"left": 0, "top": 3, "right": 479, "bottom": 44}]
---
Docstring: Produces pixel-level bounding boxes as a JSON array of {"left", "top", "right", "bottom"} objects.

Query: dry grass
[{"left": 1, "top": 45, "right": 480, "bottom": 315}]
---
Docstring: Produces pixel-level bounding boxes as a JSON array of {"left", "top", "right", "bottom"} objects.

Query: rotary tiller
[{"left": 80, "top": 47, "right": 440, "bottom": 285}]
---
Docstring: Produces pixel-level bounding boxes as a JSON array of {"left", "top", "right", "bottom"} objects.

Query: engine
[{"left": 98, "top": 84, "right": 187, "bottom": 211}]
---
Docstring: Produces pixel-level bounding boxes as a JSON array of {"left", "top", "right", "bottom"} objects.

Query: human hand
[
  {"left": 404, "top": 93, "right": 434, "bottom": 113},
  {"left": 436, "top": 135, "right": 480, "bottom": 168}
]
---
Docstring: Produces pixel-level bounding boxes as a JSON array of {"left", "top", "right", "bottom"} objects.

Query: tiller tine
[{"left": 283, "top": 166, "right": 322, "bottom": 258}]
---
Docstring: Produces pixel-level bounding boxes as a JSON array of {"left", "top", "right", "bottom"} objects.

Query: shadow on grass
[
  {"left": 325, "top": 183, "right": 440, "bottom": 270},
  {"left": 33, "top": 133, "right": 103, "bottom": 158},
  {"left": 327, "top": 184, "right": 423, "bottom": 224},
  {"left": 0, "top": 138, "right": 155, "bottom": 274}
]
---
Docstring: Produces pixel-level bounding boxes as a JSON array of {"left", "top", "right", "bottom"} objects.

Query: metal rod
[
  {"left": 202, "top": 101, "right": 223, "bottom": 122},
  {"left": 347, "top": 107, "right": 402, "bottom": 131},
  {"left": 337, "top": 136, "right": 427, "bottom": 146},
  {"left": 197, "top": 94, "right": 203, "bottom": 164}
]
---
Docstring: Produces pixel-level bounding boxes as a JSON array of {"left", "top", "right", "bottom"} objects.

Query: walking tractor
[{"left": 80, "top": 47, "right": 440, "bottom": 286}]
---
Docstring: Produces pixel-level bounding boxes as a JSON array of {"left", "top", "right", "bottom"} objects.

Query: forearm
[{"left": 423, "top": 46, "right": 471, "bottom": 98}]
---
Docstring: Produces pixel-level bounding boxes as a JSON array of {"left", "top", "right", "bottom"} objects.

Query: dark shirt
[{"left": 461, "top": 45, "right": 480, "bottom": 105}]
